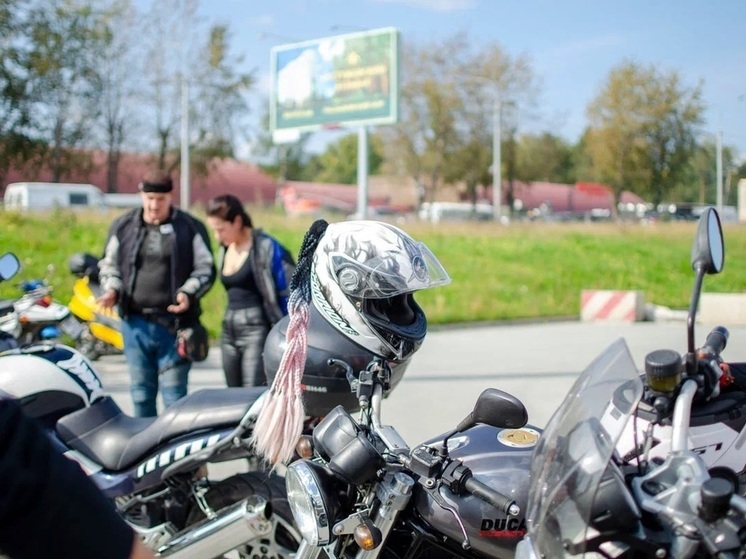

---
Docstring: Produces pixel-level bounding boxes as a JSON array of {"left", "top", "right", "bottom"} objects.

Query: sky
[{"left": 194, "top": 0, "right": 746, "bottom": 163}]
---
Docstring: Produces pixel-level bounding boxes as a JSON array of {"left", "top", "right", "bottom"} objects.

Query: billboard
[{"left": 270, "top": 27, "right": 399, "bottom": 136}]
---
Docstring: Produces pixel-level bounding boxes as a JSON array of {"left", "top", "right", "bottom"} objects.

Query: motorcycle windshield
[{"left": 525, "top": 338, "right": 643, "bottom": 558}]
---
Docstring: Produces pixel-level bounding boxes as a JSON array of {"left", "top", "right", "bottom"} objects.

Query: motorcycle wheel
[{"left": 186, "top": 471, "right": 301, "bottom": 559}]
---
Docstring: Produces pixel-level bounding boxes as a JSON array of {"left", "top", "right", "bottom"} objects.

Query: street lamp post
[
  {"left": 491, "top": 93, "right": 502, "bottom": 221},
  {"left": 462, "top": 74, "right": 503, "bottom": 221},
  {"left": 180, "top": 77, "right": 190, "bottom": 209}
]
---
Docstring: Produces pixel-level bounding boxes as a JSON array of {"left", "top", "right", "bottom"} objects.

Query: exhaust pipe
[{"left": 156, "top": 495, "right": 272, "bottom": 558}]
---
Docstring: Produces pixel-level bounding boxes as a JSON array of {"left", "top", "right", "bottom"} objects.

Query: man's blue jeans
[{"left": 121, "top": 314, "right": 191, "bottom": 417}]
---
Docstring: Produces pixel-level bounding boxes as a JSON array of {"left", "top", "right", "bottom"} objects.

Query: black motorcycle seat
[{"left": 56, "top": 387, "right": 266, "bottom": 471}]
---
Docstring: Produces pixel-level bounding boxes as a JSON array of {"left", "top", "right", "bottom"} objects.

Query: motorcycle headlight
[{"left": 286, "top": 460, "right": 342, "bottom": 546}]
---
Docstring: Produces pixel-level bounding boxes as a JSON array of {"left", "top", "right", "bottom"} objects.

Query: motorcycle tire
[{"left": 185, "top": 471, "right": 301, "bottom": 559}]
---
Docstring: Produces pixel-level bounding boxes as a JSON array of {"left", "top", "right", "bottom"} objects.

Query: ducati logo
[{"left": 479, "top": 517, "right": 527, "bottom": 538}]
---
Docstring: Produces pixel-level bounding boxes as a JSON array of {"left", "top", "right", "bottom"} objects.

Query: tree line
[{"left": 2, "top": 0, "right": 743, "bottom": 210}]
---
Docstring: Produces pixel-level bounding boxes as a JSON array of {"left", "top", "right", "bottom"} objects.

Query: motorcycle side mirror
[
  {"left": 454, "top": 388, "right": 528, "bottom": 433},
  {"left": 0, "top": 253, "right": 21, "bottom": 282},
  {"left": 687, "top": 207, "right": 724, "bottom": 355}
]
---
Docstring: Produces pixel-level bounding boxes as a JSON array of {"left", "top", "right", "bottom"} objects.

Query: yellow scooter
[{"left": 67, "top": 253, "right": 123, "bottom": 361}]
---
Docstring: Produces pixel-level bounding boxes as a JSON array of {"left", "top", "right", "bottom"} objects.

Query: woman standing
[{"left": 206, "top": 194, "right": 295, "bottom": 387}]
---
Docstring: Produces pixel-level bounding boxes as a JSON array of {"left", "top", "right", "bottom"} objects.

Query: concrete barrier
[
  {"left": 581, "top": 290, "right": 646, "bottom": 322},
  {"left": 699, "top": 293, "right": 746, "bottom": 325}
]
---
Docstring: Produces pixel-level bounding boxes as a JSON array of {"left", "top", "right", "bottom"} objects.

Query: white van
[
  {"left": 418, "top": 201, "right": 494, "bottom": 223},
  {"left": 3, "top": 182, "right": 106, "bottom": 211}
]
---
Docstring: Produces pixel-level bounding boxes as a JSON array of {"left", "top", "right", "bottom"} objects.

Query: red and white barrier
[{"left": 580, "top": 290, "right": 645, "bottom": 322}]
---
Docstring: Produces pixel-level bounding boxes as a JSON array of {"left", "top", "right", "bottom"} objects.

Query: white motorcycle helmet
[{"left": 310, "top": 220, "right": 451, "bottom": 362}]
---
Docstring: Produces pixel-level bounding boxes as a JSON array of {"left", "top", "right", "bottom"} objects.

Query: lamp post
[
  {"left": 490, "top": 93, "right": 502, "bottom": 221},
  {"left": 180, "top": 76, "right": 190, "bottom": 209},
  {"left": 465, "top": 75, "right": 503, "bottom": 221}
]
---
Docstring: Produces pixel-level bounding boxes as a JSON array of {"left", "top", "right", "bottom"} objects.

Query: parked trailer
[{"left": 3, "top": 182, "right": 106, "bottom": 211}]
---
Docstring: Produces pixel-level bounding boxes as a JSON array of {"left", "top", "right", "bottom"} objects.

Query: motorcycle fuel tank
[{"left": 414, "top": 423, "right": 541, "bottom": 558}]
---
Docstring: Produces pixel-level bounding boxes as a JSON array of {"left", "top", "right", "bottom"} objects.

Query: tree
[
  {"left": 251, "top": 99, "right": 313, "bottom": 184},
  {"left": 90, "top": 0, "right": 141, "bottom": 192},
  {"left": 585, "top": 60, "right": 704, "bottom": 209},
  {"left": 381, "top": 32, "right": 539, "bottom": 208},
  {"left": 0, "top": 0, "right": 43, "bottom": 182},
  {"left": 515, "top": 132, "right": 576, "bottom": 183},
  {"left": 305, "top": 133, "right": 383, "bottom": 184},
  {"left": 25, "top": 0, "right": 110, "bottom": 181},
  {"left": 188, "top": 23, "right": 255, "bottom": 167}
]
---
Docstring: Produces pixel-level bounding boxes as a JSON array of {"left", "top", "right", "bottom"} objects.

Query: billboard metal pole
[{"left": 357, "top": 126, "right": 369, "bottom": 219}]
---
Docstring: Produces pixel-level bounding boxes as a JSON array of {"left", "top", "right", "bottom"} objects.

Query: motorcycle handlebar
[
  {"left": 463, "top": 476, "right": 520, "bottom": 516},
  {"left": 702, "top": 326, "right": 729, "bottom": 357}
]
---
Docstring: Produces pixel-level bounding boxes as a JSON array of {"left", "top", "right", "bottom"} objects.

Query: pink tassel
[{"left": 251, "top": 298, "right": 310, "bottom": 465}]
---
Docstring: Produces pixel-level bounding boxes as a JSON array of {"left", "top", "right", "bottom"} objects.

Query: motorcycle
[
  {"left": 67, "top": 252, "right": 124, "bottom": 360},
  {"left": 516, "top": 206, "right": 746, "bottom": 558},
  {"left": 13, "top": 265, "right": 82, "bottom": 344},
  {"left": 284, "top": 353, "right": 540, "bottom": 558},
  {"left": 0, "top": 253, "right": 426, "bottom": 557}
]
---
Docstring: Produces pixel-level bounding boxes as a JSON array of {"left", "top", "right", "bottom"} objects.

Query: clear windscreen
[{"left": 525, "top": 338, "right": 643, "bottom": 558}]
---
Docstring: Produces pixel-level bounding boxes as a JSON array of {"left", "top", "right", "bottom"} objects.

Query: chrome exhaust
[{"left": 156, "top": 495, "right": 272, "bottom": 558}]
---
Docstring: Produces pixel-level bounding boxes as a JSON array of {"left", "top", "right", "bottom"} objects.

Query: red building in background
[{"left": 1, "top": 152, "right": 279, "bottom": 208}]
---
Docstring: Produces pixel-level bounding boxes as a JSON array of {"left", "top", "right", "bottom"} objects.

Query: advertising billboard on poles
[{"left": 270, "top": 27, "right": 399, "bottom": 137}]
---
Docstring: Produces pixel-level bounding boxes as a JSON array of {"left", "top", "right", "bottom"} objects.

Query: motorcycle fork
[{"left": 354, "top": 472, "right": 415, "bottom": 559}]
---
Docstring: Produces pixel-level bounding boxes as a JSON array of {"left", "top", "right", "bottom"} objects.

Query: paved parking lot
[{"left": 94, "top": 318, "right": 746, "bottom": 446}]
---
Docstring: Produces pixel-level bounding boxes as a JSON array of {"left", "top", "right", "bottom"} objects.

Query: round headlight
[{"left": 286, "top": 461, "right": 340, "bottom": 546}]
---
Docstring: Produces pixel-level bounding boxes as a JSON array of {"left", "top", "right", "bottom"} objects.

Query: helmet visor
[{"left": 330, "top": 241, "right": 450, "bottom": 299}]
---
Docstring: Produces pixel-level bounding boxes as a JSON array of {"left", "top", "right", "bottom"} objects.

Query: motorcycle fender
[
  {"left": 69, "top": 296, "right": 96, "bottom": 321},
  {"left": 90, "top": 322, "right": 124, "bottom": 350}
]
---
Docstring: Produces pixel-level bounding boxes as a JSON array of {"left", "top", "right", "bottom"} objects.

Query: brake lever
[{"left": 427, "top": 484, "right": 471, "bottom": 550}]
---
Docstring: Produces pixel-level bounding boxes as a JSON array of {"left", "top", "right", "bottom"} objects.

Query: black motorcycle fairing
[{"left": 56, "top": 387, "right": 265, "bottom": 470}]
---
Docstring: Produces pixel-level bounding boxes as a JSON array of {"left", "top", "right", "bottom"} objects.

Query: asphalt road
[{"left": 94, "top": 317, "right": 746, "bottom": 447}]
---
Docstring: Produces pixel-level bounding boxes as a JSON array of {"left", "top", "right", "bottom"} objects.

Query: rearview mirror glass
[{"left": 0, "top": 253, "right": 20, "bottom": 281}]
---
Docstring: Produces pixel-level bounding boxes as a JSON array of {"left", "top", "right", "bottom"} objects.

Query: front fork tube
[
  {"left": 294, "top": 472, "right": 416, "bottom": 559},
  {"left": 356, "top": 472, "right": 415, "bottom": 559}
]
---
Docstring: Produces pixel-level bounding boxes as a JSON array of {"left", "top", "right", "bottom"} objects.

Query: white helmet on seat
[{"left": 310, "top": 220, "right": 450, "bottom": 362}]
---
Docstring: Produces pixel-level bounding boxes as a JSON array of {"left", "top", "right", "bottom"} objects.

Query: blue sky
[{"left": 196, "top": 0, "right": 746, "bottom": 162}]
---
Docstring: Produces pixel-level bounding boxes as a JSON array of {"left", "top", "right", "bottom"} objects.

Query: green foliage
[
  {"left": 4, "top": 209, "right": 746, "bottom": 339},
  {"left": 585, "top": 60, "right": 705, "bottom": 207},
  {"left": 304, "top": 133, "right": 383, "bottom": 184},
  {"left": 515, "top": 133, "right": 577, "bottom": 183}
]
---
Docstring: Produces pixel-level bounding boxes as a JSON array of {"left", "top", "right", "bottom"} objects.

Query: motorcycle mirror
[
  {"left": 687, "top": 207, "right": 724, "bottom": 356},
  {"left": 454, "top": 388, "right": 528, "bottom": 433},
  {"left": 690, "top": 207, "right": 724, "bottom": 276},
  {"left": 0, "top": 253, "right": 21, "bottom": 282}
]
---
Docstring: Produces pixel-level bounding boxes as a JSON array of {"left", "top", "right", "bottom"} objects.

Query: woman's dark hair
[{"left": 206, "top": 194, "right": 253, "bottom": 228}]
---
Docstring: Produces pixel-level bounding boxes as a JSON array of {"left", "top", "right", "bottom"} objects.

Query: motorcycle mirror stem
[
  {"left": 686, "top": 207, "right": 724, "bottom": 373},
  {"left": 439, "top": 389, "right": 528, "bottom": 457}
]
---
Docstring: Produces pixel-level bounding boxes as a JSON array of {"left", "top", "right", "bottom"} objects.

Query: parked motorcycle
[
  {"left": 67, "top": 252, "right": 123, "bottom": 360},
  {"left": 284, "top": 352, "right": 540, "bottom": 559},
  {"left": 13, "top": 265, "right": 81, "bottom": 344},
  {"left": 517, "top": 206, "right": 746, "bottom": 559},
  {"left": 0, "top": 218, "right": 440, "bottom": 557}
]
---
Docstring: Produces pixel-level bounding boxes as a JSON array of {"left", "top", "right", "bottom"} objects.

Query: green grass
[{"left": 2, "top": 207, "right": 745, "bottom": 339}]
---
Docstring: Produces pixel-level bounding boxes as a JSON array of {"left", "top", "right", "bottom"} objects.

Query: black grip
[
  {"left": 464, "top": 476, "right": 516, "bottom": 514},
  {"left": 702, "top": 326, "right": 729, "bottom": 357}
]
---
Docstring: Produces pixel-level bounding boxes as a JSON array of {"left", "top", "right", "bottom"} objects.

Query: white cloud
[{"left": 372, "top": 0, "right": 476, "bottom": 12}]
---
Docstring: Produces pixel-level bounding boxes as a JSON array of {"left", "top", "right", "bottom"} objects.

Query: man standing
[{"left": 98, "top": 171, "right": 215, "bottom": 417}]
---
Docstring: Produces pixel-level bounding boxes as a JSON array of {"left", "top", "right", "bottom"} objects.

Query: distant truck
[{"left": 3, "top": 182, "right": 106, "bottom": 211}]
